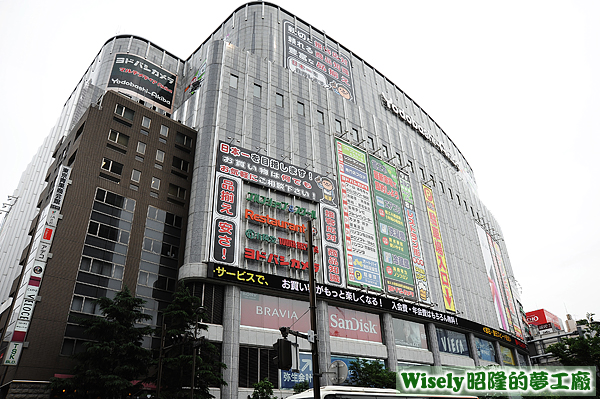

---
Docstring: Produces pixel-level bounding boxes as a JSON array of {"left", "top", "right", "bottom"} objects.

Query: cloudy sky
[{"left": 1, "top": 1, "right": 598, "bottom": 325}]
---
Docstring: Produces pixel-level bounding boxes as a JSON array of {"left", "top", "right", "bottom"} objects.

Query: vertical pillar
[
  {"left": 494, "top": 341, "right": 503, "bottom": 365},
  {"left": 382, "top": 313, "right": 398, "bottom": 371},
  {"left": 316, "top": 300, "right": 330, "bottom": 387},
  {"left": 467, "top": 333, "right": 480, "bottom": 366},
  {"left": 426, "top": 323, "right": 441, "bottom": 366},
  {"left": 221, "top": 285, "right": 241, "bottom": 399}
]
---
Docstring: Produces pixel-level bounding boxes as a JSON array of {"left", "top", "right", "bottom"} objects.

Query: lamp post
[{"left": 191, "top": 306, "right": 205, "bottom": 399}]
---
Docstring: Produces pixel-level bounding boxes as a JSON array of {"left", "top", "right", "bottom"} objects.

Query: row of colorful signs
[
  {"left": 3, "top": 166, "right": 72, "bottom": 366},
  {"left": 209, "top": 138, "right": 524, "bottom": 346},
  {"left": 208, "top": 264, "right": 526, "bottom": 350}
]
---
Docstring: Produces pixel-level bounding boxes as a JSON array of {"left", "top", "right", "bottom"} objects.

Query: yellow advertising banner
[{"left": 423, "top": 185, "right": 456, "bottom": 312}]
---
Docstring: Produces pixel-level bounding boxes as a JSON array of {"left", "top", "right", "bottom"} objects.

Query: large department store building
[{"left": 0, "top": 2, "right": 529, "bottom": 398}]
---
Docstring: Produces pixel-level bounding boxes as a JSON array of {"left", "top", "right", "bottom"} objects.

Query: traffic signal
[{"left": 273, "top": 338, "right": 293, "bottom": 370}]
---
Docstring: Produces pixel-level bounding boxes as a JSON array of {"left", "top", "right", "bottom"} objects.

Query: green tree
[
  {"left": 293, "top": 381, "right": 310, "bottom": 394},
  {"left": 348, "top": 358, "right": 396, "bottom": 388},
  {"left": 250, "top": 378, "right": 277, "bottom": 399},
  {"left": 51, "top": 286, "right": 152, "bottom": 399},
  {"left": 156, "top": 283, "right": 226, "bottom": 398},
  {"left": 546, "top": 314, "right": 600, "bottom": 370}
]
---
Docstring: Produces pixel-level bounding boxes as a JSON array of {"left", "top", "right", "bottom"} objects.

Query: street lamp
[{"left": 191, "top": 306, "right": 206, "bottom": 399}]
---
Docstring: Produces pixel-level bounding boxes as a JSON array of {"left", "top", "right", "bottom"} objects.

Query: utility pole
[{"left": 307, "top": 219, "right": 320, "bottom": 399}]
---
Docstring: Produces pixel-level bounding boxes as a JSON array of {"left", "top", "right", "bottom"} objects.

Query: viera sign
[{"left": 380, "top": 93, "right": 460, "bottom": 171}]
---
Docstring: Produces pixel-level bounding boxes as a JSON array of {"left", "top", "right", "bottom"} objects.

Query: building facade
[{"left": 1, "top": 3, "right": 529, "bottom": 398}]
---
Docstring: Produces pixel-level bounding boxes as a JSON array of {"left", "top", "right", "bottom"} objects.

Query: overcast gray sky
[{"left": 1, "top": 0, "right": 598, "bottom": 325}]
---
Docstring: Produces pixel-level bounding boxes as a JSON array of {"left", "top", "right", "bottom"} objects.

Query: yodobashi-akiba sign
[
  {"left": 108, "top": 54, "right": 176, "bottom": 113},
  {"left": 380, "top": 93, "right": 460, "bottom": 171},
  {"left": 284, "top": 21, "right": 355, "bottom": 102},
  {"left": 217, "top": 142, "right": 338, "bottom": 205}
]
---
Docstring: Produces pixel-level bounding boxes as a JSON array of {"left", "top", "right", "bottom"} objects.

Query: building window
[
  {"left": 430, "top": 175, "right": 435, "bottom": 186},
  {"left": 168, "top": 183, "right": 186, "bottom": 199},
  {"left": 175, "top": 132, "right": 193, "bottom": 149},
  {"left": 317, "top": 110, "right": 324, "bottom": 124},
  {"left": 230, "top": 74, "right": 238, "bottom": 89},
  {"left": 408, "top": 160, "right": 414, "bottom": 173},
  {"left": 396, "top": 152, "right": 402, "bottom": 166},
  {"left": 350, "top": 128, "right": 359, "bottom": 141},
  {"left": 160, "top": 125, "right": 169, "bottom": 137},
  {"left": 238, "top": 346, "right": 278, "bottom": 388},
  {"left": 131, "top": 169, "right": 141, "bottom": 183},
  {"left": 141, "top": 129, "right": 149, "bottom": 136},
  {"left": 137, "top": 142, "right": 146, "bottom": 155},
  {"left": 449, "top": 188, "right": 453, "bottom": 199},
  {"left": 151, "top": 177, "right": 161, "bottom": 190},
  {"left": 115, "top": 104, "right": 134, "bottom": 121},
  {"left": 156, "top": 149, "right": 165, "bottom": 163},
  {"left": 142, "top": 116, "right": 151, "bottom": 129},
  {"left": 101, "top": 158, "right": 123, "bottom": 175},
  {"left": 367, "top": 136, "right": 375, "bottom": 151},
  {"left": 440, "top": 181, "right": 444, "bottom": 193},
  {"left": 382, "top": 145, "right": 389, "bottom": 158},
  {"left": 335, "top": 119, "right": 342, "bottom": 134},
  {"left": 297, "top": 101, "right": 304, "bottom": 116},
  {"left": 108, "top": 130, "right": 129, "bottom": 147},
  {"left": 253, "top": 84, "right": 261, "bottom": 98},
  {"left": 276, "top": 93, "right": 284, "bottom": 107},
  {"left": 172, "top": 156, "right": 189, "bottom": 172}
]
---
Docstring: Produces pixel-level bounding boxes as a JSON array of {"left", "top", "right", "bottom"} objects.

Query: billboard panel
[
  {"left": 422, "top": 185, "right": 455, "bottom": 312},
  {"left": 107, "top": 53, "right": 176, "bottom": 113},
  {"left": 283, "top": 21, "right": 355, "bottom": 102},
  {"left": 336, "top": 141, "right": 382, "bottom": 290},
  {"left": 368, "top": 156, "right": 415, "bottom": 299},
  {"left": 399, "top": 175, "right": 431, "bottom": 304}
]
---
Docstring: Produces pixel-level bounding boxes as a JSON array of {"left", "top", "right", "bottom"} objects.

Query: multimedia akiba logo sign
[{"left": 380, "top": 93, "right": 460, "bottom": 171}]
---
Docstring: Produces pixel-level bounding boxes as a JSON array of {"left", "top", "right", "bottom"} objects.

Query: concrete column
[
  {"left": 221, "top": 285, "right": 241, "bottom": 399},
  {"left": 382, "top": 313, "right": 398, "bottom": 371},
  {"left": 493, "top": 341, "right": 503, "bottom": 365},
  {"left": 426, "top": 323, "right": 441, "bottom": 366},
  {"left": 467, "top": 333, "right": 481, "bottom": 366},
  {"left": 316, "top": 300, "right": 330, "bottom": 387}
]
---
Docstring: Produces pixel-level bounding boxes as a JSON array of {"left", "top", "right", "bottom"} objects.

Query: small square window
[
  {"left": 137, "top": 142, "right": 146, "bottom": 155},
  {"left": 151, "top": 177, "right": 161, "bottom": 190},
  {"left": 253, "top": 84, "right": 261, "bottom": 98},
  {"left": 317, "top": 110, "right": 324, "bottom": 124},
  {"left": 156, "top": 150, "right": 165, "bottom": 163},
  {"left": 297, "top": 102, "right": 305, "bottom": 116},
  {"left": 350, "top": 128, "right": 359, "bottom": 141},
  {"left": 230, "top": 74, "right": 238, "bottom": 89},
  {"left": 142, "top": 116, "right": 151, "bottom": 128},
  {"left": 131, "top": 169, "right": 141, "bottom": 183},
  {"left": 335, "top": 120, "right": 342, "bottom": 134},
  {"left": 160, "top": 125, "right": 169, "bottom": 137},
  {"left": 276, "top": 93, "right": 284, "bottom": 107}
]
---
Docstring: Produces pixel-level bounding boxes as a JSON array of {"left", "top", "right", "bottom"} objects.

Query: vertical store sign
[
  {"left": 3, "top": 165, "right": 71, "bottom": 366},
  {"left": 489, "top": 236, "right": 523, "bottom": 340},
  {"left": 209, "top": 173, "right": 241, "bottom": 266},
  {"left": 476, "top": 224, "right": 508, "bottom": 331},
  {"left": 399, "top": 175, "right": 431, "bottom": 304},
  {"left": 336, "top": 141, "right": 382, "bottom": 290},
  {"left": 368, "top": 156, "right": 415, "bottom": 299},
  {"left": 422, "top": 185, "right": 455, "bottom": 312}
]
